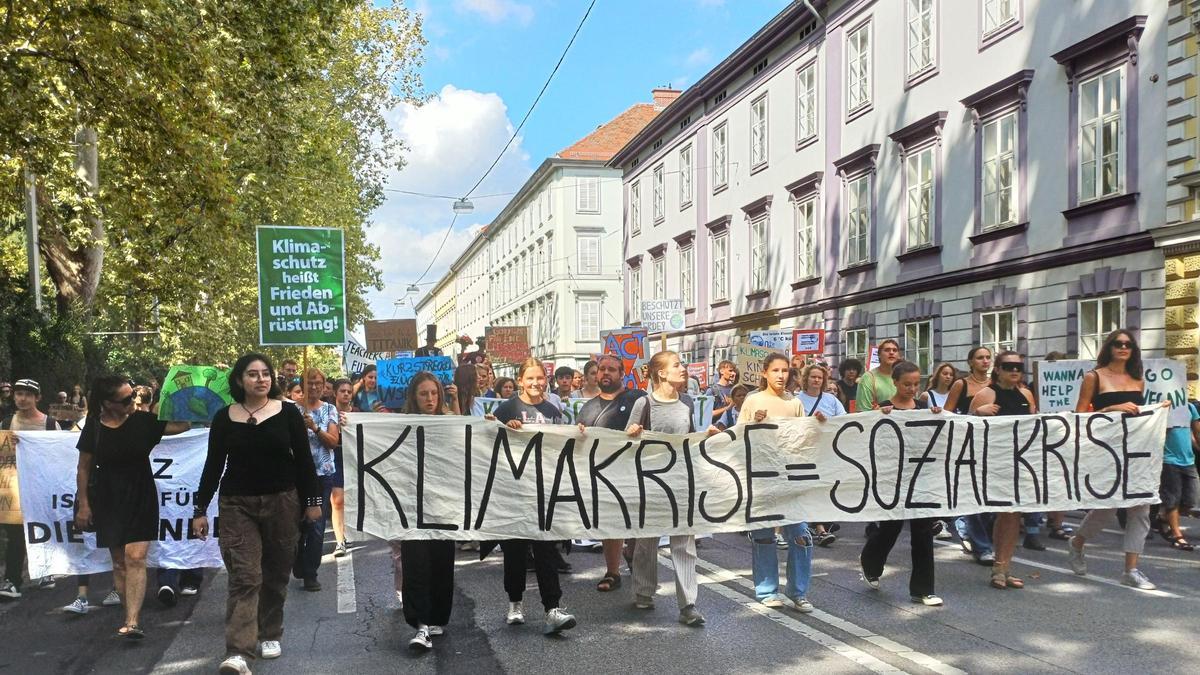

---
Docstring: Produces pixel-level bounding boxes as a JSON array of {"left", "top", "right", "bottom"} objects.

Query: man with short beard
[{"left": 575, "top": 355, "right": 647, "bottom": 593}]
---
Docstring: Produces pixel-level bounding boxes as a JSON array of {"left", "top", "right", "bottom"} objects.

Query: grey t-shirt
[{"left": 628, "top": 393, "right": 693, "bottom": 434}]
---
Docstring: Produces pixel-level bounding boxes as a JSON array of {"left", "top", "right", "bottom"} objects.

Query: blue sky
[{"left": 364, "top": 0, "right": 789, "bottom": 321}]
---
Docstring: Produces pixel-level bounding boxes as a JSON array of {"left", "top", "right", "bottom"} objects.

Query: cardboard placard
[
  {"left": 365, "top": 319, "right": 418, "bottom": 354},
  {"left": 485, "top": 326, "right": 531, "bottom": 364}
]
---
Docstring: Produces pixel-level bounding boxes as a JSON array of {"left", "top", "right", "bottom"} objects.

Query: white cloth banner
[
  {"left": 15, "top": 430, "right": 223, "bottom": 576},
  {"left": 473, "top": 395, "right": 713, "bottom": 430},
  {"left": 345, "top": 407, "right": 1168, "bottom": 541}
]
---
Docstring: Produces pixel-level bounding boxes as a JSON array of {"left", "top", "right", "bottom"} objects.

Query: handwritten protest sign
[
  {"left": 376, "top": 356, "right": 455, "bottom": 409},
  {"left": 486, "top": 326, "right": 530, "bottom": 364},
  {"left": 735, "top": 342, "right": 774, "bottom": 388},
  {"left": 344, "top": 334, "right": 387, "bottom": 376},
  {"left": 158, "top": 365, "right": 233, "bottom": 423},
  {"left": 0, "top": 432, "right": 19, "bottom": 525},
  {"left": 345, "top": 407, "right": 1169, "bottom": 541},
  {"left": 15, "top": 430, "right": 223, "bottom": 575},
  {"left": 641, "top": 300, "right": 686, "bottom": 334},
  {"left": 365, "top": 319, "right": 418, "bottom": 354},
  {"left": 601, "top": 328, "right": 648, "bottom": 390},
  {"left": 47, "top": 404, "right": 84, "bottom": 423},
  {"left": 1036, "top": 358, "right": 1190, "bottom": 426}
]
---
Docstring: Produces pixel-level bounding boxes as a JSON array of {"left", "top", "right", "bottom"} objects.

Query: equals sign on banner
[{"left": 785, "top": 463, "right": 820, "bottom": 481}]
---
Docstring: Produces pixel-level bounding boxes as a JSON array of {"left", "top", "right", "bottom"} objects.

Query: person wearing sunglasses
[
  {"left": 1067, "top": 330, "right": 1163, "bottom": 590},
  {"left": 969, "top": 351, "right": 1037, "bottom": 590},
  {"left": 73, "top": 375, "right": 189, "bottom": 640}
]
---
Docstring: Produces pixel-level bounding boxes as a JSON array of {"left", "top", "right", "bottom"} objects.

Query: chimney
[{"left": 652, "top": 87, "right": 682, "bottom": 110}]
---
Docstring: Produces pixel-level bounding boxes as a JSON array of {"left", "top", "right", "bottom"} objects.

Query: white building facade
[{"left": 611, "top": 0, "right": 1169, "bottom": 376}]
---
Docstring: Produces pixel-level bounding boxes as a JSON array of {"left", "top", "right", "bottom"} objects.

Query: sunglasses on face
[
  {"left": 998, "top": 362, "right": 1024, "bottom": 373},
  {"left": 1111, "top": 340, "right": 1134, "bottom": 350},
  {"left": 110, "top": 394, "right": 135, "bottom": 405}
]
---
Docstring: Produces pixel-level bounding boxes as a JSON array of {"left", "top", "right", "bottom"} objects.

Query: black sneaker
[
  {"left": 1023, "top": 534, "right": 1047, "bottom": 551},
  {"left": 157, "top": 585, "right": 177, "bottom": 607},
  {"left": 303, "top": 578, "right": 322, "bottom": 592}
]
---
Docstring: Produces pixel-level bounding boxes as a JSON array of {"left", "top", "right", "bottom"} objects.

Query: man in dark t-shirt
[{"left": 576, "top": 355, "right": 646, "bottom": 591}]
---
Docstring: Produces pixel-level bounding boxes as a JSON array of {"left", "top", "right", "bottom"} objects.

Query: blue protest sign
[{"left": 376, "top": 356, "right": 455, "bottom": 409}]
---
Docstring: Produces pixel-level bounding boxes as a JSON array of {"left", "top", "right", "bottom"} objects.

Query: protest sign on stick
[
  {"left": 601, "top": 328, "right": 649, "bottom": 390},
  {"left": 157, "top": 365, "right": 233, "bottom": 423},
  {"left": 0, "top": 432, "right": 20, "bottom": 525},
  {"left": 256, "top": 225, "right": 346, "bottom": 346},
  {"left": 486, "top": 326, "right": 531, "bottom": 364},
  {"left": 376, "top": 356, "right": 456, "bottom": 409}
]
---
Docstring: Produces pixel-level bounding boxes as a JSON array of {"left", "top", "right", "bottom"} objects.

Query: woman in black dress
[{"left": 74, "top": 375, "right": 188, "bottom": 639}]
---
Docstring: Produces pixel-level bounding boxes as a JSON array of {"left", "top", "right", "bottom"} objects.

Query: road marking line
[
  {"left": 337, "top": 549, "right": 357, "bottom": 614},
  {"left": 658, "top": 555, "right": 910, "bottom": 675},
  {"left": 932, "top": 541, "right": 1181, "bottom": 599}
]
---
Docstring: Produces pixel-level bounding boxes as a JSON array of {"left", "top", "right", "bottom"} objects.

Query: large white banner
[
  {"left": 473, "top": 395, "right": 714, "bottom": 430},
  {"left": 15, "top": 430, "right": 223, "bottom": 576},
  {"left": 345, "top": 407, "right": 1169, "bottom": 541}
]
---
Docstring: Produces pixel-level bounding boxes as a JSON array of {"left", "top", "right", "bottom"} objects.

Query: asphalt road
[{"left": 2, "top": 512, "right": 1198, "bottom": 674}]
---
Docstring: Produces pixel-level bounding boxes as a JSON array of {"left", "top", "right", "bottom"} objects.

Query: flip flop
[
  {"left": 1171, "top": 537, "right": 1195, "bottom": 551},
  {"left": 117, "top": 624, "right": 144, "bottom": 640}
]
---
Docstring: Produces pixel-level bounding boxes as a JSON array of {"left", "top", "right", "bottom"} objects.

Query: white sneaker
[
  {"left": 911, "top": 594, "right": 944, "bottom": 606},
  {"left": 506, "top": 601, "right": 525, "bottom": 625},
  {"left": 775, "top": 533, "right": 788, "bottom": 549},
  {"left": 101, "top": 589, "right": 121, "bottom": 606},
  {"left": 1121, "top": 568, "right": 1156, "bottom": 590},
  {"left": 62, "top": 597, "right": 89, "bottom": 614},
  {"left": 409, "top": 627, "right": 432, "bottom": 651},
  {"left": 428, "top": 625, "right": 444, "bottom": 636},
  {"left": 259, "top": 640, "right": 281, "bottom": 659},
  {"left": 334, "top": 542, "right": 347, "bottom": 558},
  {"left": 218, "top": 654, "right": 252, "bottom": 675},
  {"left": 791, "top": 597, "right": 815, "bottom": 613},
  {"left": 180, "top": 585, "right": 199, "bottom": 596},
  {"left": 760, "top": 595, "right": 785, "bottom": 608},
  {"left": 395, "top": 590, "right": 403, "bottom": 609},
  {"left": 0, "top": 581, "right": 22, "bottom": 599},
  {"left": 544, "top": 607, "right": 577, "bottom": 634}
]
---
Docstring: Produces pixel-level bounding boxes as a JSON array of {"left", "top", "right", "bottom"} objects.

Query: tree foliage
[{"left": 0, "top": 1, "right": 425, "bottom": 377}]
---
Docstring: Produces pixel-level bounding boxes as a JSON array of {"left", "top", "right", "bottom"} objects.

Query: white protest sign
[
  {"left": 344, "top": 333, "right": 387, "bottom": 375},
  {"left": 15, "top": 430, "right": 223, "bottom": 576},
  {"left": 749, "top": 330, "right": 793, "bottom": 352},
  {"left": 1036, "top": 359, "right": 1190, "bottom": 426},
  {"left": 641, "top": 299, "right": 686, "bottom": 334},
  {"left": 344, "top": 407, "right": 1168, "bottom": 541}
]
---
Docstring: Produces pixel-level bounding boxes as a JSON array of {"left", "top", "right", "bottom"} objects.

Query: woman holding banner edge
[
  {"left": 73, "top": 375, "right": 190, "bottom": 640},
  {"left": 1067, "top": 330, "right": 1163, "bottom": 590},
  {"left": 492, "top": 358, "right": 578, "bottom": 636},
  {"left": 739, "top": 352, "right": 820, "bottom": 613}
]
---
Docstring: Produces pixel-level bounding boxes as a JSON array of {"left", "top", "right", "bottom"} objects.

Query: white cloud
[
  {"left": 685, "top": 47, "right": 712, "bottom": 68},
  {"left": 365, "top": 84, "right": 532, "bottom": 321},
  {"left": 454, "top": 0, "right": 535, "bottom": 26}
]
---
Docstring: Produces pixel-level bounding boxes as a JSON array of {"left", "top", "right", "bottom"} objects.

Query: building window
[
  {"left": 680, "top": 245, "right": 694, "bottom": 309},
  {"left": 751, "top": 94, "right": 768, "bottom": 168},
  {"left": 576, "top": 176, "right": 600, "bottom": 214},
  {"left": 980, "top": 310, "right": 1016, "bottom": 355},
  {"left": 712, "top": 122, "right": 728, "bottom": 189},
  {"left": 846, "top": 328, "right": 868, "bottom": 365},
  {"left": 845, "top": 174, "right": 871, "bottom": 265},
  {"left": 711, "top": 231, "right": 728, "bottom": 302},
  {"left": 982, "top": 0, "right": 1017, "bottom": 35},
  {"left": 906, "top": 0, "right": 935, "bottom": 78},
  {"left": 905, "top": 146, "right": 934, "bottom": 249},
  {"left": 577, "top": 299, "right": 600, "bottom": 341},
  {"left": 847, "top": 21, "right": 872, "bottom": 113},
  {"left": 577, "top": 235, "right": 600, "bottom": 274},
  {"left": 1078, "top": 295, "right": 1122, "bottom": 360},
  {"left": 795, "top": 196, "right": 817, "bottom": 279},
  {"left": 652, "top": 165, "right": 665, "bottom": 222},
  {"left": 750, "top": 214, "right": 768, "bottom": 292},
  {"left": 630, "top": 181, "right": 642, "bottom": 235},
  {"left": 796, "top": 61, "right": 818, "bottom": 143},
  {"left": 679, "top": 145, "right": 693, "bottom": 206},
  {"left": 982, "top": 112, "right": 1017, "bottom": 230},
  {"left": 904, "top": 320, "right": 932, "bottom": 374},
  {"left": 1079, "top": 67, "right": 1124, "bottom": 203},
  {"left": 630, "top": 266, "right": 642, "bottom": 322},
  {"left": 546, "top": 235, "right": 554, "bottom": 277},
  {"left": 652, "top": 256, "right": 665, "bottom": 301}
]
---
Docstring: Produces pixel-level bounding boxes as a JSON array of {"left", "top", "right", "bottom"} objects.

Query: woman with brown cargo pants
[{"left": 192, "top": 354, "right": 323, "bottom": 675}]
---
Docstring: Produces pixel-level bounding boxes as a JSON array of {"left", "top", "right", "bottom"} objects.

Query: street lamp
[{"left": 452, "top": 198, "right": 474, "bottom": 215}]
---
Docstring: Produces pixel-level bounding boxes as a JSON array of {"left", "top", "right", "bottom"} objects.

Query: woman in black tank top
[
  {"left": 971, "top": 351, "right": 1037, "bottom": 590},
  {"left": 1066, "top": 330, "right": 1157, "bottom": 590},
  {"left": 945, "top": 347, "right": 992, "bottom": 414}
]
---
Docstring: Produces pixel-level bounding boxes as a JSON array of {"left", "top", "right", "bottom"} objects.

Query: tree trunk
[{"left": 39, "top": 126, "right": 105, "bottom": 315}]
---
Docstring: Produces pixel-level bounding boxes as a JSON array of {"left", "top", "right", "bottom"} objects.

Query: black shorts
[{"left": 1159, "top": 464, "right": 1199, "bottom": 511}]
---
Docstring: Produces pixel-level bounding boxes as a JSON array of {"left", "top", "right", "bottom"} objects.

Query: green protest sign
[
  {"left": 158, "top": 365, "right": 233, "bottom": 423},
  {"left": 256, "top": 225, "right": 347, "bottom": 345}
]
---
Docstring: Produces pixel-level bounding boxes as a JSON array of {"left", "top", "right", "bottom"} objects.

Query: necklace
[
  {"left": 968, "top": 373, "right": 989, "bottom": 385},
  {"left": 242, "top": 400, "right": 270, "bottom": 425}
]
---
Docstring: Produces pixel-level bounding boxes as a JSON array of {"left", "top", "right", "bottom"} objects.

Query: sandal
[
  {"left": 117, "top": 624, "right": 145, "bottom": 640},
  {"left": 1048, "top": 526, "right": 1072, "bottom": 541},
  {"left": 1171, "top": 537, "right": 1195, "bottom": 551},
  {"left": 1157, "top": 521, "right": 1177, "bottom": 543},
  {"left": 989, "top": 569, "right": 1008, "bottom": 590},
  {"left": 1005, "top": 574, "right": 1025, "bottom": 589},
  {"left": 596, "top": 573, "right": 622, "bottom": 592}
]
